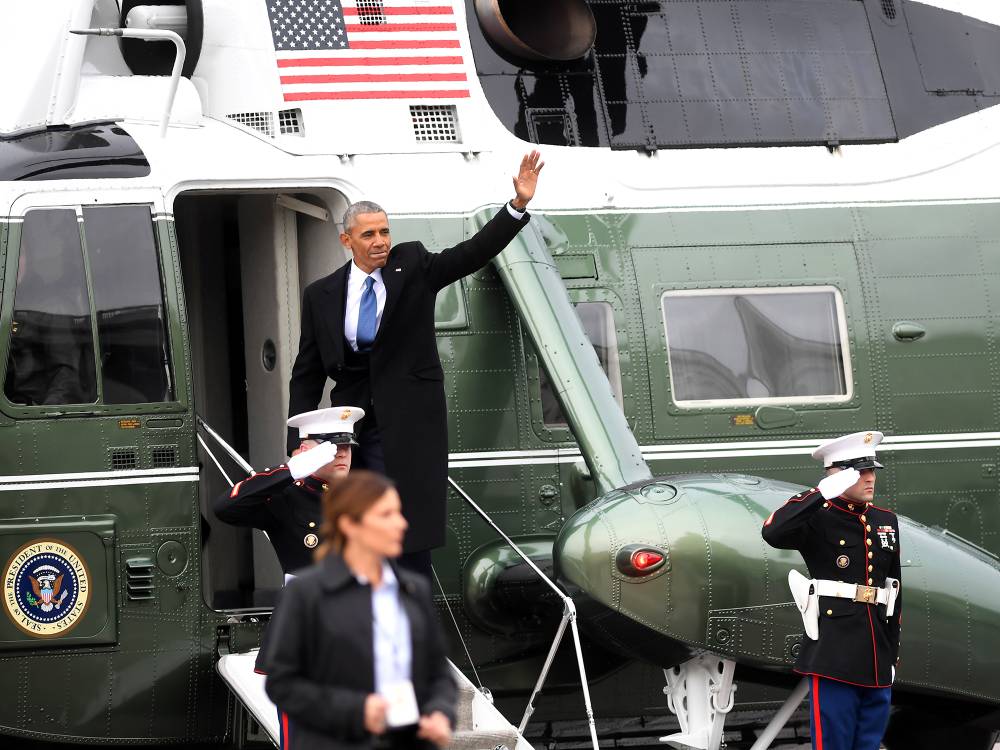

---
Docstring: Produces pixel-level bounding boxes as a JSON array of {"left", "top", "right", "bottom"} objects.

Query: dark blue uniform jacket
[{"left": 763, "top": 487, "right": 903, "bottom": 687}]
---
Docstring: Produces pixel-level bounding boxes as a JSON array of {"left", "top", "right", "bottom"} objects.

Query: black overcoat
[
  {"left": 259, "top": 555, "right": 457, "bottom": 750},
  {"left": 287, "top": 208, "right": 530, "bottom": 552},
  {"left": 762, "top": 487, "right": 903, "bottom": 687}
]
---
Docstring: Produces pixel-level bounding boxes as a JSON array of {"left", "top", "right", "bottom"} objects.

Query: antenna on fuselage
[{"left": 70, "top": 27, "right": 186, "bottom": 138}]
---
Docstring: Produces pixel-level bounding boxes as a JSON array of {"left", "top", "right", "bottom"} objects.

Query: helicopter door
[{"left": 173, "top": 189, "right": 348, "bottom": 609}]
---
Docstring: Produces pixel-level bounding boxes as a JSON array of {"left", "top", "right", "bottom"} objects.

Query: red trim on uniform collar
[
  {"left": 302, "top": 475, "right": 327, "bottom": 493},
  {"left": 827, "top": 497, "right": 868, "bottom": 515}
]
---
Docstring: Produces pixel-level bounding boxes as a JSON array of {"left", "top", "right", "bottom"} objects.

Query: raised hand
[
  {"left": 511, "top": 150, "right": 544, "bottom": 211},
  {"left": 817, "top": 467, "right": 860, "bottom": 500}
]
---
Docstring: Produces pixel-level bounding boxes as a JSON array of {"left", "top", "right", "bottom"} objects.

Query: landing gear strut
[
  {"left": 660, "top": 654, "right": 737, "bottom": 749},
  {"left": 660, "top": 656, "right": 811, "bottom": 750}
]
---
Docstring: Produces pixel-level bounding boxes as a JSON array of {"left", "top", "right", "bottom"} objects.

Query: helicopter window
[
  {"left": 661, "top": 287, "right": 850, "bottom": 406},
  {"left": 82, "top": 206, "right": 173, "bottom": 403},
  {"left": 4, "top": 209, "right": 98, "bottom": 406},
  {"left": 540, "top": 301, "right": 623, "bottom": 426}
]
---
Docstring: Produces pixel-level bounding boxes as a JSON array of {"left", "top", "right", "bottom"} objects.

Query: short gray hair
[{"left": 342, "top": 200, "right": 387, "bottom": 233}]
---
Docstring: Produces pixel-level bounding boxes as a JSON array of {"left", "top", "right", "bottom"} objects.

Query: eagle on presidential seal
[{"left": 27, "top": 565, "right": 68, "bottom": 613}]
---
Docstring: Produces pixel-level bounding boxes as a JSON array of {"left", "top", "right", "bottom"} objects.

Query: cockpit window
[
  {"left": 661, "top": 287, "right": 851, "bottom": 407},
  {"left": 4, "top": 209, "right": 98, "bottom": 406},
  {"left": 540, "top": 301, "right": 623, "bottom": 426},
  {"left": 83, "top": 206, "right": 173, "bottom": 403}
]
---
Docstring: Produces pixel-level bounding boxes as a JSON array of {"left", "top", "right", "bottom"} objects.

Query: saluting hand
[
  {"left": 417, "top": 710, "right": 452, "bottom": 748},
  {"left": 511, "top": 150, "right": 544, "bottom": 211}
]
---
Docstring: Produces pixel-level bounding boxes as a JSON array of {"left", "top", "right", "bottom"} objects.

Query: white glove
[
  {"left": 287, "top": 441, "right": 338, "bottom": 480},
  {"left": 817, "top": 468, "right": 860, "bottom": 500}
]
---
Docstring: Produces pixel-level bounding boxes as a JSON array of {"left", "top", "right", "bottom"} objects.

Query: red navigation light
[{"left": 631, "top": 550, "right": 664, "bottom": 571}]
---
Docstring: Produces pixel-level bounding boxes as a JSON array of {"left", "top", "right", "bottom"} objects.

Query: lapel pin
[{"left": 395, "top": 267, "right": 402, "bottom": 272}]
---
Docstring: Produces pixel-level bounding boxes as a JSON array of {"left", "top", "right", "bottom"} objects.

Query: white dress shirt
[
  {"left": 354, "top": 562, "right": 412, "bottom": 695},
  {"left": 344, "top": 263, "right": 386, "bottom": 351}
]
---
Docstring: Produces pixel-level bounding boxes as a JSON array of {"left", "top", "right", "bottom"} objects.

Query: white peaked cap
[
  {"left": 287, "top": 406, "right": 365, "bottom": 444},
  {"left": 811, "top": 431, "right": 884, "bottom": 468}
]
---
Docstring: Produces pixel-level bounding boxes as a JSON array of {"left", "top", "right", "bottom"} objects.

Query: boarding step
[{"left": 217, "top": 652, "right": 532, "bottom": 750}]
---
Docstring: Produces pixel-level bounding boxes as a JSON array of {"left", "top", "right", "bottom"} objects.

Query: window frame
[
  {"left": 527, "top": 291, "right": 629, "bottom": 440},
  {"left": 0, "top": 194, "right": 184, "bottom": 417},
  {"left": 661, "top": 285, "right": 854, "bottom": 409}
]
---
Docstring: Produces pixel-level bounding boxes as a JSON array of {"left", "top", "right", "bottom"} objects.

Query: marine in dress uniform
[
  {"left": 762, "top": 431, "right": 902, "bottom": 750},
  {"left": 214, "top": 407, "right": 364, "bottom": 574}
]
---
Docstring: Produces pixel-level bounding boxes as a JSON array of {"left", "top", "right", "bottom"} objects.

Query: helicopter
[{"left": 1, "top": 0, "right": 1000, "bottom": 748}]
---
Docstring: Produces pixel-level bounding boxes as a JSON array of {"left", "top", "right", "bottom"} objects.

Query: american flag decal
[{"left": 266, "top": 0, "right": 470, "bottom": 101}]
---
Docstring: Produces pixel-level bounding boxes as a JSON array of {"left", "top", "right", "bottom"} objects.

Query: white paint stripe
[
  {"left": 0, "top": 475, "right": 199, "bottom": 492},
  {"left": 0, "top": 467, "right": 199, "bottom": 484},
  {"left": 448, "top": 435, "right": 1000, "bottom": 468}
]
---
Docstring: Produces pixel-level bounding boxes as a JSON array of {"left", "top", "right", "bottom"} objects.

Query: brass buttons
[
  {"left": 295, "top": 481, "right": 303, "bottom": 487},
  {"left": 826, "top": 609, "right": 833, "bottom": 616},
  {"left": 860, "top": 515, "right": 867, "bottom": 522},
  {"left": 309, "top": 521, "right": 316, "bottom": 528},
  {"left": 867, "top": 578, "right": 873, "bottom": 585},
  {"left": 866, "top": 525, "right": 872, "bottom": 532},
  {"left": 866, "top": 539, "right": 872, "bottom": 546},
  {"left": 848, "top": 504, "right": 855, "bottom": 510},
  {"left": 840, "top": 539, "right": 846, "bottom": 546},
  {"left": 823, "top": 502, "right": 830, "bottom": 508},
  {"left": 322, "top": 483, "right": 329, "bottom": 491},
  {"left": 868, "top": 551, "right": 873, "bottom": 559},
  {"left": 868, "top": 565, "right": 873, "bottom": 572}
]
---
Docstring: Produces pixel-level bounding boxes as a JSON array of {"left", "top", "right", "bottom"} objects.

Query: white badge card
[{"left": 384, "top": 679, "right": 420, "bottom": 728}]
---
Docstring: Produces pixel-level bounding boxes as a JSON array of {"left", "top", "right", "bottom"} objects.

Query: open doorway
[{"left": 173, "top": 188, "right": 348, "bottom": 610}]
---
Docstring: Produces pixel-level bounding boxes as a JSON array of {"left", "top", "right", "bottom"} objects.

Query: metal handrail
[{"left": 447, "top": 476, "right": 600, "bottom": 750}]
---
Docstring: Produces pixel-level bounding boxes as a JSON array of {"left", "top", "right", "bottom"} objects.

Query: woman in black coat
[{"left": 260, "top": 471, "right": 456, "bottom": 750}]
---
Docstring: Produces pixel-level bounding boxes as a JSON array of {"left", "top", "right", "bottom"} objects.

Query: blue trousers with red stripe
[{"left": 810, "top": 676, "right": 891, "bottom": 750}]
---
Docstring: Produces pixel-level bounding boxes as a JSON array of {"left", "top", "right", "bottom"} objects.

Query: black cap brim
[
  {"left": 306, "top": 433, "right": 358, "bottom": 446},
  {"left": 832, "top": 457, "right": 883, "bottom": 470}
]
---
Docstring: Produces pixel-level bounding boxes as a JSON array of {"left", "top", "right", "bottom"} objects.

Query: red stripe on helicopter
[
  {"left": 342, "top": 5, "right": 454, "bottom": 14},
  {"left": 281, "top": 73, "right": 467, "bottom": 84},
  {"left": 284, "top": 90, "right": 470, "bottom": 101},
  {"left": 277, "top": 55, "right": 464, "bottom": 68}
]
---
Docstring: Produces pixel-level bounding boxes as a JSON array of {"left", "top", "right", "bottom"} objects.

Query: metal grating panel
[
  {"left": 881, "top": 0, "right": 897, "bottom": 20},
  {"left": 410, "top": 105, "right": 460, "bottom": 142},
  {"left": 125, "top": 556, "right": 155, "bottom": 601},
  {"left": 357, "top": 0, "right": 386, "bottom": 24},
  {"left": 226, "top": 111, "right": 274, "bottom": 138},
  {"left": 110, "top": 447, "right": 139, "bottom": 471},
  {"left": 278, "top": 108, "right": 304, "bottom": 135},
  {"left": 151, "top": 445, "right": 178, "bottom": 468}
]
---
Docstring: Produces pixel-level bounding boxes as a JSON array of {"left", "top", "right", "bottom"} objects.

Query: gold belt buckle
[{"left": 854, "top": 585, "right": 877, "bottom": 604}]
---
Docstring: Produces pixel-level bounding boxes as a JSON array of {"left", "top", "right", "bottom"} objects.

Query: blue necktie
[{"left": 356, "top": 276, "right": 377, "bottom": 351}]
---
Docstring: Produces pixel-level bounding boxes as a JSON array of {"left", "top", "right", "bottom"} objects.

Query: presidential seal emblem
[
  {"left": 3, "top": 540, "right": 90, "bottom": 637},
  {"left": 303, "top": 533, "right": 319, "bottom": 549},
  {"left": 836, "top": 554, "right": 850, "bottom": 569}
]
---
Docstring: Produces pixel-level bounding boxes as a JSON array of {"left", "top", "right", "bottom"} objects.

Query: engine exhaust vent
[
  {"left": 475, "top": 0, "right": 596, "bottom": 62},
  {"left": 410, "top": 105, "right": 460, "bottom": 142},
  {"left": 110, "top": 447, "right": 139, "bottom": 471},
  {"left": 226, "top": 111, "right": 274, "bottom": 138},
  {"left": 125, "top": 556, "right": 155, "bottom": 601},
  {"left": 278, "top": 108, "right": 304, "bottom": 136}
]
